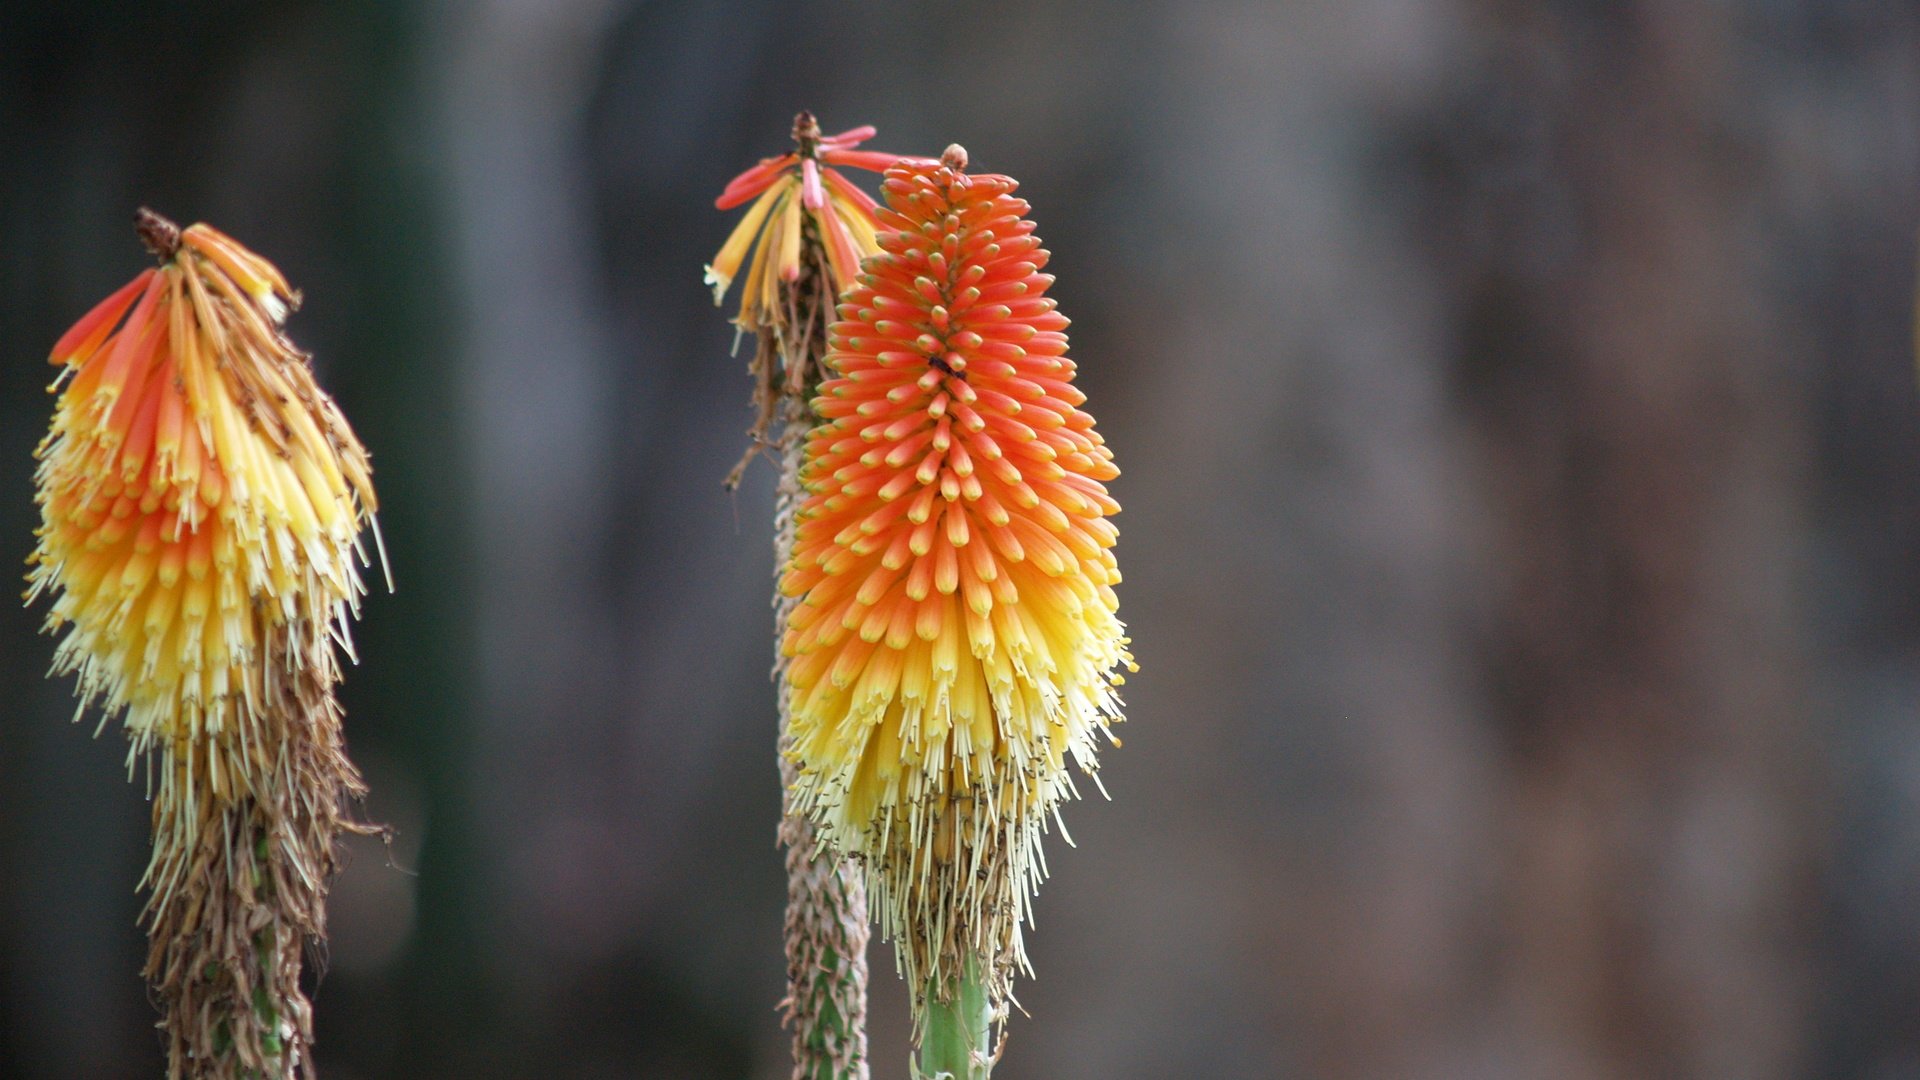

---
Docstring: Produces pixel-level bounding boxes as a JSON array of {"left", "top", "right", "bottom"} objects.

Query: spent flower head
[
  {"left": 710, "top": 114, "right": 929, "bottom": 489},
  {"left": 708, "top": 112, "right": 926, "bottom": 342}
]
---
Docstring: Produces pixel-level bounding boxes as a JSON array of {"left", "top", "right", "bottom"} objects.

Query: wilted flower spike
[
  {"left": 711, "top": 114, "right": 928, "bottom": 493},
  {"left": 30, "top": 208, "right": 379, "bottom": 1079},
  {"left": 779, "top": 152, "right": 1134, "bottom": 1033}
]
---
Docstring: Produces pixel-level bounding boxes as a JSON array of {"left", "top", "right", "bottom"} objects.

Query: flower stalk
[
  {"left": 778, "top": 396, "right": 872, "bottom": 1080},
  {"left": 29, "top": 209, "right": 382, "bottom": 1079},
  {"left": 915, "top": 963, "right": 993, "bottom": 1080}
]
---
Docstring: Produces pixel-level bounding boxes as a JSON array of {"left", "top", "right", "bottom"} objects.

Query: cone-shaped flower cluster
[
  {"left": 779, "top": 149, "right": 1132, "bottom": 1015},
  {"left": 28, "top": 209, "right": 378, "bottom": 1078}
]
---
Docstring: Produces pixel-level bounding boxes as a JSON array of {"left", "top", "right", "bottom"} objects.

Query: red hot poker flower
[{"left": 779, "top": 147, "right": 1133, "bottom": 1031}]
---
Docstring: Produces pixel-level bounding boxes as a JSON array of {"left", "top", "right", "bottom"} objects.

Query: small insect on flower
[
  {"left": 28, "top": 208, "right": 381, "bottom": 1079},
  {"left": 779, "top": 146, "right": 1135, "bottom": 1025}
]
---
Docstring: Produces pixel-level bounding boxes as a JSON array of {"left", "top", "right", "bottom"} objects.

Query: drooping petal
[
  {"left": 814, "top": 198, "right": 865, "bottom": 296},
  {"left": 740, "top": 186, "right": 790, "bottom": 331},
  {"left": 706, "top": 121, "right": 916, "bottom": 347},
  {"left": 706, "top": 180, "right": 788, "bottom": 305},
  {"left": 50, "top": 269, "right": 153, "bottom": 366},
  {"left": 717, "top": 153, "right": 799, "bottom": 209},
  {"left": 820, "top": 124, "right": 878, "bottom": 147},
  {"left": 822, "top": 166, "right": 881, "bottom": 218},
  {"left": 821, "top": 148, "right": 925, "bottom": 173},
  {"left": 777, "top": 184, "right": 804, "bottom": 282},
  {"left": 754, "top": 187, "right": 799, "bottom": 324}
]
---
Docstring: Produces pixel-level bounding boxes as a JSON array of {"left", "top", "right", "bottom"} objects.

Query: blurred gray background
[{"left": 2, "top": 1, "right": 1918, "bottom": 1077}]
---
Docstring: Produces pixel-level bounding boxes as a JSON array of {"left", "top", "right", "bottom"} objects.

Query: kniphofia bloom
[
  {"left": 29, "top": 209, "right": 380, "bottom": 1078},
  {"left": 779, "top": 149, "right": 1133, "bottom": 1029}
]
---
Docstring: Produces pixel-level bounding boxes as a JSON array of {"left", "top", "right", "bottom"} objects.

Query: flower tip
[
  {"left": 703, "top": 264, "right": 733, "bottom": 305},
  {"left": 134, "top": 207, "right": 181, "bottom": 260}
]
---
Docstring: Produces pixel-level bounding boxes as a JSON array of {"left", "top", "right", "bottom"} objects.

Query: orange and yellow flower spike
[
  {"left": 779, "top": 147, "right": 1134, "bottom": 1070},
  {"left": 28, "top": 208, "right": 382, "bottom": 1080}
]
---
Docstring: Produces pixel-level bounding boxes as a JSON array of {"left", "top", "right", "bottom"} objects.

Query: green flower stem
[{"left": 916, "top": 964, "right": 992, "bottom": 1080}]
